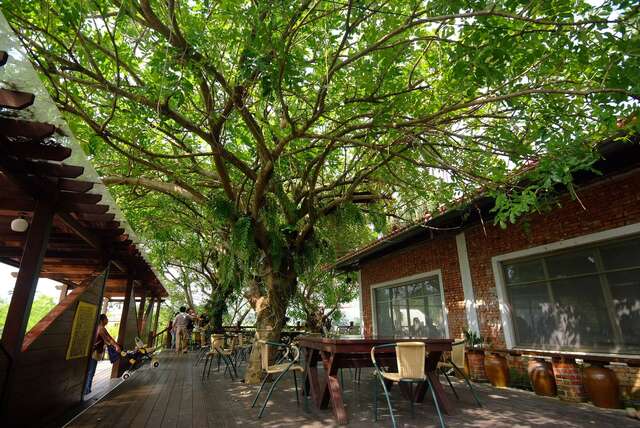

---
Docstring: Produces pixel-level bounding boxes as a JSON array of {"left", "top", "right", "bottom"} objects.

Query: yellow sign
[{"left": 66, "top": 301, "right": 98, "bottom": 360}]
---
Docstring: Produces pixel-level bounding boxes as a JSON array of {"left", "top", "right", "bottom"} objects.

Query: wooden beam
[
  {"left": 56, "top": 212, "right": 127, "bottom": 273},
  {"left": 0, "top": 248, "right": 101, "bottom": 258},
  {"left": 0, "top": 118, "right": 56, "bottom": 139},
  {"left": 141, "top": 297, "right": 154, "bottom": 342},
  {"left": 59, "top": 192, "right": 102, "bottom": 205},
  {"left": 112, "top": 276, "right": 133, "bottom": 378},
  {"left": 0, "top": 199, "right": 54, "bottom": 358},
  {"left": 3, "top": 158, "right": 84, "bottom": 179},
  {"left": 0, "top": 88, "right": 35, "bottom": 110},
  {"left": 57, "top": 178, "right": 94, "bottom": 193},
  {"left": 151, "top": 298, "right": 162, "bottom": 347},
  {"left": 0, "top": 140, "right": 72, "bottom": 161},
  {"left": 137, "top": 290, "right": 147, "bottom": 333},
  {"left": 0, "top": 197, "right": 36, "bottom": 211}
]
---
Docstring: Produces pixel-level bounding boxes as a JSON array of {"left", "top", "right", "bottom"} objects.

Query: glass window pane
[
  {"left": 408, "top": 297, "right": 427, "bottom": 336},
  {"left": 376, "top": 300, "right": 393, "bottom": 336},
  {"left": 375, "top": 287, "right": 391, "bottom": 302},
  {"left": 392, "top": 286, "right": 407, "bottom": 299},
  {"left": 423, "top": 278, "right": 440, "bottom": 295},
  {"left": 407, "top": 282, "right": 426, "bottom": 298},
  {"left": 607, "top": 269, "right": 640, "bottom": 351},
  {"left": 425, "top": 294, "right": 446, "bottom": 337},
  {"left": 392, "top": 300, "right": 409, "bottom": 336},
  {"left": 508, "top": 283, "right": 554, "bottom": 347},
  {"left": 546, "top": 249, "right": 597, "bottom": 279},
  {"left": 503, "top": 260, "right": 545, "bottom": 284},
  {"left": 600, "top": 239, "right": 640, "bottom": 271},
  {"left": 551, "top": 276, "right": 614, "bottom": 351}
]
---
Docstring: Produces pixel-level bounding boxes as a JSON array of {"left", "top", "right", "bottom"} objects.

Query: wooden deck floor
[
  {"left": 65, "top": 351, "right": 639, "bottom": 428},
  {"left": 83, "top": 360, "right": 121, "bottom": 402}
]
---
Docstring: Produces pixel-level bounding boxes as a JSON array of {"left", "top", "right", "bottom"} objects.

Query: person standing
[
  {"left": 84, "top": 314, "right": 120, "bottom": 396},
  {"left": 173, "top": 307, "right": 192, "bottom": 354}
]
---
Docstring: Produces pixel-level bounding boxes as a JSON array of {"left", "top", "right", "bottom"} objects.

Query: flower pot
[
  {"left": 527, "top": 359, "right": 557, "bottom": 397},
  {"left": 485, "top": 353, "right": 510, "bottom": 388},
  {"left": 466, "top": 349, "right": 487, "bottom": 381},
  {"left": 583, "top": 365, "right": 622, "bottom": 409}
]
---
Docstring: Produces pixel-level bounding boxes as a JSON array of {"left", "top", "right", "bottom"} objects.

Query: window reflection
[{"left": 374, "top": 276, "right": 446, "bottom": 338}]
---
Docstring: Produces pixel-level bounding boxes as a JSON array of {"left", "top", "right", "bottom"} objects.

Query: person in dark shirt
[{"left": 84, "top": 314, "right": 119, "bottom": 395}]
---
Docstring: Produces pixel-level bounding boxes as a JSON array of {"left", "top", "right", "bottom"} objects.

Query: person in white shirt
[{"left": 172, "top": 306, "right": 193, "bottom": 354}]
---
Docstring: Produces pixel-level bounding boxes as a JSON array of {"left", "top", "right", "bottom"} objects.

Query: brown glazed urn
[
  {"left": 466, "top": 349, "right": 487, "bottom": 381},
  {"left": 527, "top": 359, "right": 557, "bottom": 396},
  {"left": 583, "top": 365, "right": 622, "bottom": 409},
  {"left": 485, "top": 352, "right": 510, "bottom": 388}
]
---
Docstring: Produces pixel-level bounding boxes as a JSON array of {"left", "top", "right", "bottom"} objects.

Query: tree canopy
[{"left": 4, "top": 0, "right": 639, "bottom": 381}]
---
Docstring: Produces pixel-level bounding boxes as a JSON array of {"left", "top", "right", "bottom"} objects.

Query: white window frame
[
  {"left": 492, "top": 222, "right": 640, "bottom": 349},
  {"left": 370, "top": 269, "right": 449, "bottom": 337}
]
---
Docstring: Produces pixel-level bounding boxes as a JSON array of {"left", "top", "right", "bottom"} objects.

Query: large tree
[{"left": 5, "top": 0, "right": 638, "bottom": 381}]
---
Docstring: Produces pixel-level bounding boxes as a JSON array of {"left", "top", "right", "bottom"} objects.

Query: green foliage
[
  {"left": 5, "top": 0, "right": 638, "bottom": 328},
  {"left": 0, "top": 294, "right": 57, "bottom": 335},
  {"left": 464, "top": 329, "right": 484, "bottom": 349}
]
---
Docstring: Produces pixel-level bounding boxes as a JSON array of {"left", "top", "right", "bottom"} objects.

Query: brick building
[{"left": 335, "top": 139, "right": 640, "bottom": 400}]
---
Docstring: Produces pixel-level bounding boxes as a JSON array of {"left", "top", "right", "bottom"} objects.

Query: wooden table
[{"left": 298, "top": 335, "right": 453, "bottom": 425}]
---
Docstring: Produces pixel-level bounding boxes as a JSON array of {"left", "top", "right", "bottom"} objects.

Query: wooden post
[
  {"left": 101, "top": 297, "right": 109, "bottom": 314},
  {"left": 137, "top": 290, "right": 146, "bottom": 333},
  {"left": 151, "top": 299, "right": 162, "bottom": 347},
  {"left": 1, "top": 199, "right": 54, "bottom": 359},
  {"left": 57, "top": 283, "right": 68, "bottom": 303},
  {"left": 141, "top": 297, "right": 154, "bottom": 340},
  {"left": 112, "top": 277, "right": 134, "bottom": 378}
]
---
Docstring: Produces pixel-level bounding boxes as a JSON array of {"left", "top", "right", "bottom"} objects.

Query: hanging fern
[{"left": 230, "top": 216, "right": 257, "bottom": 262}]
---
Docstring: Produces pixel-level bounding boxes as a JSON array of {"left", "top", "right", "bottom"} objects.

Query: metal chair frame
[
  {"left": 371, "top": 342, "right": 445, "bottom": 428},
  {"left": 438, "top": 340, "right": 481, "bottom": 407},
  {"left": 201, "top": 334, "right": 238, "bottom": 381},
  {"left": 251, "top": 340, "right": 306, "bottom": 418}
]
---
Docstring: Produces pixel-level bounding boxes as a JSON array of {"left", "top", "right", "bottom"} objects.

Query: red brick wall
[
  {"left": 360, "top": 233, "right": 468, "bottom": 338},
  {"left": 465, "top": 169, "right": 640, "bottom": 346},
  {"left": 359, "top": 168, "right": 640, "bottom": 347}
]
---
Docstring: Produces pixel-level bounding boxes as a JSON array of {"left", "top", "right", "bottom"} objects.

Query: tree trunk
[
  {"left": 244, "top": 273, "right": 296, "bottom": 384},
  {"left": 304, "top": 307, "right": 324, "bottom": 333}
]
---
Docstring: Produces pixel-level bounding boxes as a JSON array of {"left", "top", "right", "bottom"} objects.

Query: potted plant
[{"left": 464, "top": 330, "right": 487, "bottom": 382}]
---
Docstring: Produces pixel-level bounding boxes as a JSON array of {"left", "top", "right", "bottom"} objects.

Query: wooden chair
[
  {"left": 201, "top": 334, "right": 238, "bottom": 380},
  {"left": 437, "top": 340, "right": 481, "bottom": 406},
  {"left": 251, "top": 340, "right": 305, "bottom": 418},
  {"left": 371, "top": 342, "right": 445, "bottom": 428}
]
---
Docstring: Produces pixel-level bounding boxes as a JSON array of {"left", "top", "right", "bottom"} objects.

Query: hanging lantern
[{"left": 10, "top": 217, "right": 29, "bottom": 232}]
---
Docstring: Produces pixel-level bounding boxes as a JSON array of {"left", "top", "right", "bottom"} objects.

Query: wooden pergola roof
[{"left": 0, "top": 49, "right": 166, "bottom": 298}]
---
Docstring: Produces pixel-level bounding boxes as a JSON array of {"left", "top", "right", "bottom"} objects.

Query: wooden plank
[
  {"left": 59, "top": 192, "right": 102, "bottom": 205},
  {"left": 0, "top": 140, "right": 72, "bottom": 161},
  {"left": 72, "top": 212, "right": 116, "bottom": 222},
  {"left": 0, "top": 197, "right": 36, "bottom": 211},
  {"left": 4, "top": 158, "right": 84, "bottom": 179},
  {"left": 58, "top": 178, "right": 94, "bottom": 193},
  {"left": 112, "top": 277, "right": 134, "bottom": 378},
  {"left": 0, "top": 88, "right": 35, "bottom": 109},
  {"left": 159, "top": 357, "right": 184, "bottom": 428},
  {"left": 144, "top": 358, "right": 180, "bottom": 427},
  {"left": 0, "top": 118, "right": 56, "bottom": 139},
  {"left": 61, "top": 202, "right": 110, "bottom": 215}
]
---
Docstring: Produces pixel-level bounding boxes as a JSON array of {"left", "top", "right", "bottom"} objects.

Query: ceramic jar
[
  {"left": 583, "top": 364, "right": 622, "bottom": 409},
  {"left": 527, "top": 358, "right": 557, "bottom": 396},
  {"left": 485, "top": 352, "right": 510, "bottom": 388}
]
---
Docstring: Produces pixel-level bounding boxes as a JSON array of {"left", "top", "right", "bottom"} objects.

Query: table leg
[
  {"left": 415, "top": 351, "right": 454, "bottom": 414},
  {"left": 320, "top": 351, "right": 348, "bottom": 425},
  {"left": 304, "top": 348, "right": 322, "bottom": 408}
]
